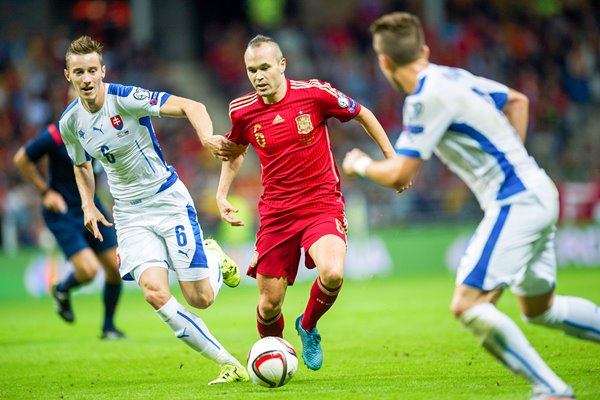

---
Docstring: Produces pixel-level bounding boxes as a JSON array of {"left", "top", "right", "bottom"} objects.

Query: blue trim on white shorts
[
  {"left": 186, "top": 205, "right": 208, "bottom": 269},
  {"left": 462, "top": 204, "right": 511, "bottom": 288}
]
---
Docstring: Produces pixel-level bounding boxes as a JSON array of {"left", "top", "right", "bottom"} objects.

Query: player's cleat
[
  {"left": 100, "top": 327, "right": 127, "bottom": 340},
  {"left": 295, "top": 314, "right": 323, "bottom": 370},
  {"left": 207, "top": 364, "right": 250, "bottom": 385},
  {"left": 204, "top": 238, "right": 241, "bottom": 288},
  {"left": 51, "top": 284, "right": 74, "bottom": 323},
  {"left": 530, "top": 386, "right": 575, "bottom": 400}
]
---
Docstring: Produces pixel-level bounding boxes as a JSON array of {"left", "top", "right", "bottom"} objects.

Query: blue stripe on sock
[
  {"left": 564, "top": 319, "right": 600, "bottom": 336},
  {"left": 176, "top": 311, "right": 221, "bottom": 350},
  {"left": 493, "top": 333, "right": 556, "bottom": 392}
]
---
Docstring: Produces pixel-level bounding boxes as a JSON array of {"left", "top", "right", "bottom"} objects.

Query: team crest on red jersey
[
  {"left": 253, "top": 124, "right": 266, "bottom": 147},
  {"left": 295, "top": 113, "right": 313, "bottom": 134},
  {"left": 111, "top": 115, "right": 124, "bottom": 130}
]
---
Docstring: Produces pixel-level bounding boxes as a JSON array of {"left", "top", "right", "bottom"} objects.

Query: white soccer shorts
[
  {"left": 113, "top": 179, "right": 220, "bottom": 292},
  {"left": 456, "top": 176, "right": 560, "bottom": 296}
]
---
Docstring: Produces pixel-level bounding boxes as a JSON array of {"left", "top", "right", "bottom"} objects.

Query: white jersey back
[
  {"left": 395, "top": 64, "right": 546, "bottom": 209},
  {"left": 60, "top": 83, "right": 176, "bottom": 202}
]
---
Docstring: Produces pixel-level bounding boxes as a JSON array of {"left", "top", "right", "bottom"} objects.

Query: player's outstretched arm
[
  {"left": 13, "top": 147, "right": 67, "bottom": 213},
  {"left": 352, "top": 106, "right": 395, "bottom": 159},
  {"left": 503, "top": 88, "right": 529, "bottom": 143},
  {"left": 216, "top": 149, "right": 248, "bottom": 227},
  {"left": 343, "top": 148, "right": 422, "bottom": 193},
  {"left": 73, "top": 161, "right": 111, "bottom": 241},
  {"left": 159, "top": 95, "right": 245, "bottom": 161}
]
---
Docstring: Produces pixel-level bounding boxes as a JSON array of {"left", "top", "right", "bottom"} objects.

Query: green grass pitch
[{"left": 1, "top": 250, "right": 599, "bottom": 399}]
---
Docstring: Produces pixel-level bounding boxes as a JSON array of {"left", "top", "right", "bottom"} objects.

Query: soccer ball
[{"left": 247, "top": 336, "right": 298, "bottom": 388}]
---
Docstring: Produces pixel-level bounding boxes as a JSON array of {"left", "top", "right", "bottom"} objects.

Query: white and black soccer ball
[{"left": 247, "top": 336, "right": 298, "bottom": 388}]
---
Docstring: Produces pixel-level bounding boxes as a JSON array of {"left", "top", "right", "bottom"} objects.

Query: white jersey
[
  {"left": 59, "top": 83, "right": 176, "bottom": 202},
  {"left": 395, "top": 64, "right": 546, "bottom": 209}
]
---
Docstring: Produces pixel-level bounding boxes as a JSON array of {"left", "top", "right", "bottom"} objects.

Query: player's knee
[
  {"left": 319, "top": 266, "right": 344, "bottom": 287},
  {"left": 259, "top": 298, "right": 282, "bottom": 320},
  {"left": 187, "top": 292, "right": 214, "bottom": 310},
  {"left": 143, "top": 288, "right": 172, "bottom": 309},
  {"left": 450, "top": 298, "right": 471, "bottom": 319},
  {"left": 102, "top": 263, "right": 121, "bottom": 283},
  {"left": 521, "top": 303, "right": 555, "bottom": 326},
  {"left": 78, "top": 264, "right": 99, "bottom": 283},
  {"left": 104, "top": 271, "right": 121, "bottom": 285}
]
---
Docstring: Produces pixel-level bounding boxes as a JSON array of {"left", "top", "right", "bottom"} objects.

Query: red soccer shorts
[{"left": 247, "top": 209, "right": 347, "bottom": 285}]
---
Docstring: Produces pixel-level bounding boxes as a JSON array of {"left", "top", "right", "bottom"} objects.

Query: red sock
[
  {"left": 301, "top": 277, "right": 343, "bottom": 331},
  {"left": 257, "top": 307, "right": 284, "bottom": 338}
]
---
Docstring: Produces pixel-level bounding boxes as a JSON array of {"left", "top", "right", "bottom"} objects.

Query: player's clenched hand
[
  {"left": 82, "top": 206, "right": 112, "bottom": 242},
  {"left": 217, "top": 198, "right": 245, "bottom": 227},
  {"left": 43, "top": 190, "right": 68, "bottom": 214},
  {"left": 342, "top": 148, "right": 370, "bottom": 175},
  {"left": 203, "top": 135, "right": 246, "bottom": 161}
]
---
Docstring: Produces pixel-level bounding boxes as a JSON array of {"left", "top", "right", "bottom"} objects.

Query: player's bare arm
[
  {"left": 352, "top": 106, "right": 396, "bottom": 159},
  {"left": 159, "top": 95, "right": 245, "bottom": 161},
  {"left": 216, "top": 149, "right": 248, "bottom": 227},
  {"left": 14, "top": 147, "right": 68, "bottom": 213},
  {"left": 503, "top": 88, "right": 529, "bottom": 143},
  {"left": 73, "top": 160, "right": 112, "bottom": 241},
  {"left": 343, "top": 149, "right": 422, "bottom": 192}
]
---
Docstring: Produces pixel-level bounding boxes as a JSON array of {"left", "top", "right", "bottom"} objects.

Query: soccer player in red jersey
[{"left": 216, "top": 35, "right": 395, "bottom": 370}]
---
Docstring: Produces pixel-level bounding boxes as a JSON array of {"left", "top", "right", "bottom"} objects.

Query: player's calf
[
  {"left": 460, "top": 303, "right": 572, "bottom": 396},
  {"left": 523, "top": 295, "right": 600, "bottom": 342}
]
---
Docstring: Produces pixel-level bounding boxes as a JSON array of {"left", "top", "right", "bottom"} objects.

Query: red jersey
[{"left": 228, "top": 79, "right": 362, "bottom": 218}]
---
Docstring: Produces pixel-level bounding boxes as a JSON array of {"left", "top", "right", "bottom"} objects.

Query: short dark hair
[
  {"left": 65, "top": 35, "right": 104, "bottom": 67},
  {"left": 370, "top": 12, "right": 425, "bottom": 66},
  {"left": 247, "top": 34, "right": 283, "bottom": 61}
]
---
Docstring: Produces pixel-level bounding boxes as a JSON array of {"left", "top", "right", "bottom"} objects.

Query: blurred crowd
[{"left": 1, "top": 0, "right": 599, "bottom": 249}]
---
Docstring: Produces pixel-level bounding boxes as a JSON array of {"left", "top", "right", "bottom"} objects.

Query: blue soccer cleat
[{"left": 295, "top": 314, "right": 323, "bottom": 370}]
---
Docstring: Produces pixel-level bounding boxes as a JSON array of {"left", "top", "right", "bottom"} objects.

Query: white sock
[
  {"left": 524, "top": 295, "right": 600, "bottom": 342},
  {"left": 460, "top": 303, "right": 570, "bottom": 395},
  {"left": 156, "top": 296, "right": 240, "bottom": 366},
  {"left": 205, "top": 248, "right": 223, "bottom": 300}
]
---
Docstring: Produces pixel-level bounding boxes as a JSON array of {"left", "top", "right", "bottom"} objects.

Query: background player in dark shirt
[{"left": 14, "top": 122, "right": 125, "bottom": 339}]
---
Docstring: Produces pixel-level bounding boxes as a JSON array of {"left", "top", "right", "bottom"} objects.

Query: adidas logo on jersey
[{"left": 272, "top": 114, "right": 285, "bottom": 124}]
